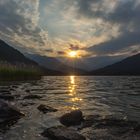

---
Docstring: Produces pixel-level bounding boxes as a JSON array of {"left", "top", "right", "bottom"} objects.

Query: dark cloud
[
  {"left": 57, "top": 51, "right": 66, "bottom": 55},
  {"left": 43, "top": 49, "right": 54, "bottom": 53},
  {"left": 69, "top": 44, "right": 80, "bottom": 50},
  {"left": 87, "top": 31, "right": 140, "bottom": 54},
  {"left": 0, "top": 0, "right": 48, "bottom": 52},
  {"left": 77, "top": 0, "right": 140, "bottom": 54}
]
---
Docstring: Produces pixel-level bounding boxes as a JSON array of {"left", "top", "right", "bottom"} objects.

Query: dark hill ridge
[
  {"left": 0, "top": 40, "right": 37, "bottom": 65},
  {"left": 0, "top": 39, "right": 68, "bottom": 76},
  {"left": 90, "top": 53, "right": 140, "bottom": 75}
]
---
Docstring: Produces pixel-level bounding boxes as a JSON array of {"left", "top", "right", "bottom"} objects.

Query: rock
[
  {"left": 23, "top": 95, "right": 42, "bottom": 100},
  {"left": 0, "top": 92, "right": 11, "bottom": 95},
  {"left": 0, "top": 95, "right": 14, "bottom": 101},
  {"left": 0, "top": 100, "right": 24, "bottom": 123},
  {"left": 60, "top": 110, "right": 84, "bottom": 126},
  {"left": 0, "top": 89, "right": 10, "bottom": 93},
  {"left": 41, "top": 126, "right": 86, "bottom": 140},
  {"left": 9, "top": 88, "right": 15, "bottom": 91},
  {"left": 11, "top": 85, "right": 18, "bottom": 88},
  {"left": 95, "top": 118, "right": 138, "bottom": 129},
  {"left": 37, "top": 104, "right": 57, "bottom": 113},
  {"left": 25, "top": 90, "right": 30, "bottom": 93},
  {"left": 21, "top": 102, "right": 35, "bottom": 106},
  {"left": 82, "top": 114, "right": 102, "bottom": 128},
  {"left": 80, "top": 115, "right": 140, "bottom": 140},
  {"left": 130, "top": 103, "right": 140, "bottom": 109}
]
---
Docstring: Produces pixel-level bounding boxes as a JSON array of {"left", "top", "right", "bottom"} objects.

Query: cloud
[
  {"left": 87, "top": 31, "right": 140, "bottom": 55},
  {"left": 69, "top": 44, "right": 80, "bottom": 51},
  {"left": 0, "top": 0, "right": 139, "bottom": 58},
  {"left": 76, "top": 0, "right": 140, "bottom": 55},
  {"left": 0, "top": 0, "right": 49, "bottom": 54},
  {"left": 57, "top": 51, "right": 66, "bottom": 55}
]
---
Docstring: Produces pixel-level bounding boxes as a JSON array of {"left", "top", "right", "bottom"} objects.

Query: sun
[{"left": 68, "top": 51, "right": 78, "bottom": 58}]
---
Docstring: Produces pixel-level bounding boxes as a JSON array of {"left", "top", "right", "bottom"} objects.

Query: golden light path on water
[{"left": 68, "top": 76, "right": 83, "bottom": 110}]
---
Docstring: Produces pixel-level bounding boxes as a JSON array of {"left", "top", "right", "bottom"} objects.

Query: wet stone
[
  {"left": 130, "top": 103, "right": 140, "bottom": 109},
  {"left": 37, "top": 104, "right": 57, "bottom": 113},
  {"left": 0, "top": 90, "right": 10, "bottom": 93},
  {"left": 81, "top": 115, "right": 140, "bottom": 140},
  {"left": 0, "top": 100, "right": 24, "bottom": 124},
  {"left": 0, "top": 95, "right": 14, "bottom": 101},
  {"left": 25, "top": 90, "right": 30, "bottom": 93},
  {"left": 41, "top": 126, "right": 86, "bottom": 140},
  {"left": 82, "top": 114, "right": 103, "bottom": 128},
  {"left": 60, "top": 110, "right": 84, "bottom": 126},
  {"left": 21, "top": 102, "right": 35, "bottom": 107}
]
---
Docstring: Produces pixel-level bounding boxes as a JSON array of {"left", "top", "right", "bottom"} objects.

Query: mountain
[
  {"left": 0, "top": 39, "right": 65, "bottom": 76},
  {"left": 59, "top": 56, "right": 125, "bottom": 71},
  {"left": 25, "top": 53, "right": 87, "bottom": 75},
  {"left": 25, "top": 53, "right": 125, "bottom": 72},
  {"left": 90, "top": 53, "right": 140, "bottom": 75},
  {"left": 0, "top": 40, "right": 37, "bottom": 65}
]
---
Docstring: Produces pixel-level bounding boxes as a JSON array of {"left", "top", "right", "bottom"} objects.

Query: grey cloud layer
[
  {"left": 0, "top": 0, "right": 139, "bottom": 56},
  {"left": 0, "top": 0, "right": 48, "bottom": 53},
  {"left": 76, "top": 0, "right": 140, "bottom": 54}
]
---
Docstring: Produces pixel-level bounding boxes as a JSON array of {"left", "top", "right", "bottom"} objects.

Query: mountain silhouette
[
  {"left": 0, "top": 40, "right": 38, "bottom": 65},
  {"left": 25, "top": 53, "right": 87, "bottom": 75},
  {"left": 0, "top": 39, "right": 65, "bottom": 75},
  {"left": 26, "top": 53, "right": 125, "bottom": 71},
  {"left": 90, "top": 53, "right": 140, "bottom": 75}
]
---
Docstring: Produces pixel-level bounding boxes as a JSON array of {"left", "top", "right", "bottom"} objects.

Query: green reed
[{"left": 0, "top": 63, "right": 41, "bottom": 80}]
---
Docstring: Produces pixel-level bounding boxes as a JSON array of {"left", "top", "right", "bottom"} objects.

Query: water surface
[{"left": 0, "top": 76, "right": 140, "bottom": 140}]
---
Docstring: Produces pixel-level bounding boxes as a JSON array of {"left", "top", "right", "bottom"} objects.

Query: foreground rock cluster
[
  {"left": 0, "top": 100, "right": 24, "bottom": 131},
  {"left": 41, "top": 109, "right": 140, "bottom": 140},
  {"left": 37, "top": 104, "right": 57, "bottom": 113},
  {"left": 0, "top": 87, "right": 140, "bottom": 140},
  {"left": 42, "top": 126, "right": 86, "bottom": 140},
  {"left": 60, "top": 110, "right": 84, "bottom": 126}
]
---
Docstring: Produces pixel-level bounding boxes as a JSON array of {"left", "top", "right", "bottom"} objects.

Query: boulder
[
  {"left": 0, "top": 95, "right": 14, "bottom": 101},
  {"left": 60, "top": 110, "right": 84, "bottom": 126},
  {"left": 80, "top": 115, "right": 140, "bottom": 140},
  {"left": 41, "top": 126, "right": 86, "bottom": 140},
  {"left": 0, "top": 100, "right": 24, "bottom": 123},
  {"left": 82, "top": 114, "right": 102, "bottom": 128},
  {"left": 37, "top": 104, "right": 57, "bottom": 113}
]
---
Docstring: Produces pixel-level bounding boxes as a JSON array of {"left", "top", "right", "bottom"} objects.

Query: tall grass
[{"left": 0, "top": 62, "right": 41, "bottom": 80}]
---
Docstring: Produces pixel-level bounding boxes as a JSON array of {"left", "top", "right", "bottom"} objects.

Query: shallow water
[{"left": 0, "top": 76, "right": 140, "bottom": 140}]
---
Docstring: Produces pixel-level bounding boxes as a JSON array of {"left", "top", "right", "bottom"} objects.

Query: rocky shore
[{"left": 0, "top": 85, "right": 140, "bottom": 140}]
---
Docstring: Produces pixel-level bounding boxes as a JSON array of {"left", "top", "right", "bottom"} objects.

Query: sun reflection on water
[{"left": 68, "top": 76, "right": 83, "bottom": 110}]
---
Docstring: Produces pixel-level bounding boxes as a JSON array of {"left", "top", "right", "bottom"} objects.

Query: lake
[{"left": 0, "top": 76, "right": 140, "bottom": 140}]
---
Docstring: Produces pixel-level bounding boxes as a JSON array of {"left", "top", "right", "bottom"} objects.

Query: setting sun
[{"left": 68, "top": 51, "right": 78, "bottom": 58}]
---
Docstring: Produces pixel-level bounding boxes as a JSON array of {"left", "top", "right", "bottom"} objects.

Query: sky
[{"left": 0, "top": 0, "right": 140, "bottom": 58}]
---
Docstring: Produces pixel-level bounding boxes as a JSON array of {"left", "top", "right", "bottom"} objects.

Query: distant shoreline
[{"left": 0, "top": 74, "right": 139, "bottom": 81}]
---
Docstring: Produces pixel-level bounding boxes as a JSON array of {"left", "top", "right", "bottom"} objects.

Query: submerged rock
[
  {"left": 81, "top": 115, "right": 140, "bottom": 140},
  {"left": 130, "top": 103, "right": 140, "bottom": 109},
  {"left": 0, "top": 100, "right": 24, "bottom": 124},
  {"left": 25, "top": 90, "right": 30, "bottom": 93},
  {"left": 0, "top": 95, "right": 14, "bottom": 101},
  {"left": 37, "top": 104, "right": 57, "bottom": 113},
  {"left": 41, "top": 126, "right": 86, "bottom": 140},
  {"left": 60, "top": 110, "right": 84, "bottom": 126},
  {"left": 21, "top": 102, "right": 35, "bottom": 107},
  {"left": 82, "top": 114, "right": 102, "bottom": 128},
  {"left": 23, "top": 95, "right": 42, "bottom": 100}
]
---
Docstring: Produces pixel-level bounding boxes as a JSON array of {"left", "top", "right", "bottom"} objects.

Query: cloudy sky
[{"left": 0, "top": 0, "right": 140, "bottom": 57}]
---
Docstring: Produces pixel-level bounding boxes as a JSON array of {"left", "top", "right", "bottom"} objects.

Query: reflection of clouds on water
[{"left": 68, "top": 76, "right": 83, "bottom": 110}]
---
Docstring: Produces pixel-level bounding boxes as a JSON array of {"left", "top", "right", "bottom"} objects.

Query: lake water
[{"left": 0, "top": 76, "right": 140, "bottom": 140}]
